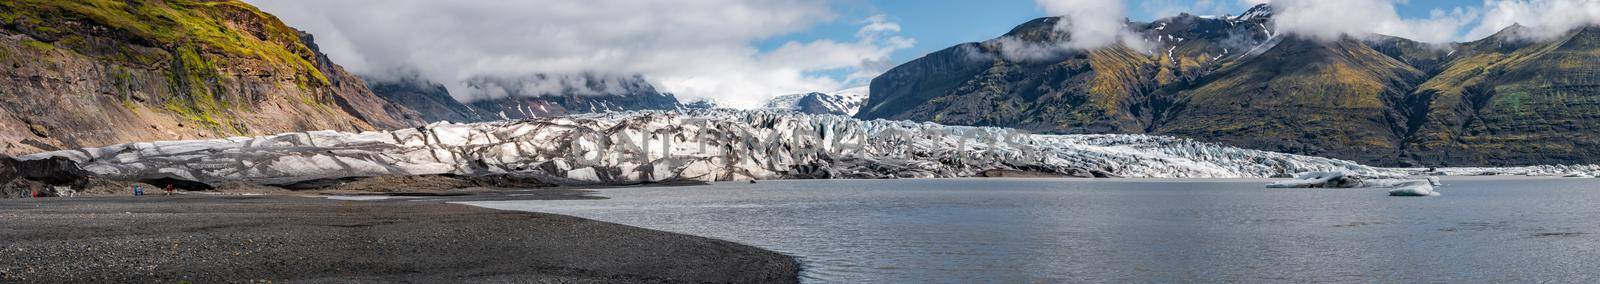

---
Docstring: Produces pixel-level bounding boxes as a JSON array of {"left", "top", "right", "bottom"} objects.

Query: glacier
[{"left": 21, "top": 110, "right": 1392, "bottom": 187}]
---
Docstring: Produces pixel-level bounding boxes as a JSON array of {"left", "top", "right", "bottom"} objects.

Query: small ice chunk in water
[{"left": 1386, "top": 181, "right": 1440, "bottom": 197}]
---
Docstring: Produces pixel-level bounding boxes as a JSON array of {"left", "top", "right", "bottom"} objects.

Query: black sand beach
[{"left": 0, "top": 190, "right": 799, "bottom": 283}]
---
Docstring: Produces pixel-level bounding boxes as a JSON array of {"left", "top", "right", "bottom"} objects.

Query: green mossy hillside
[
  {"left": 0, "top": 0, "right": 326, "bottom": 83},
  {"left": 0, "top": 0, "right": 334, "bottom": 133},
  {"left": 860, "top": 8, "right": 1600, "bottom": 166}
]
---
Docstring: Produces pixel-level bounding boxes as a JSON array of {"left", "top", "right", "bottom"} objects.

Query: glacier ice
[
  {"left": 1400, "top": 165, "right": 1600, "bottom": 177},
  {"left": 1267, "top": 171, "right": 1444, "bottom": 197},
  {"left": 1265, "top": 171, "right": 1363, "bottom": 188},
  {"left": 20, "top": 109, "right": 1395, "bottom": 187},
  {"left": 1386, "top": 181, "right": 1440, "bottom": 197}
]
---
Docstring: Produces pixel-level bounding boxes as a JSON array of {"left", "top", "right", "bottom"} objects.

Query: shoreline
[{"left": 0, "top": 190, "right": 800, "bottom": 283}]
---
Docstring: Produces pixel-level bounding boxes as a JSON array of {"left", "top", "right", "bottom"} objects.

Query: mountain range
[
  {"left": 363, "top": 71, "right": 685, "bottom": 123},
  {"left": 859, "top": 4, "right": 1600, "bottom": 167},
  {"left": 1, "top": 1, "right": 1595, "bottom": 167}
]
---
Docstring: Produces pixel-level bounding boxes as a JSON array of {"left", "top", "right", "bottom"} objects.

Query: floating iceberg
[
  {"left": 1386, "top": 181, "right": 1440, "bottom": 197},
  {"left": 21, "top": 110, "right": 1395, "bottom": 186},
  {"left": 1267, "top": 171, "right": 1442, "bottom": 197},
  {"left": 1265, "top": 171, "right": 1364, "bottom": 188}
]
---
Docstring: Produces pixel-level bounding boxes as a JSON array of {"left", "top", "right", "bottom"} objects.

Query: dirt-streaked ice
[{"left": 13, "top": 110, "right": 1531, "bottom": 187}]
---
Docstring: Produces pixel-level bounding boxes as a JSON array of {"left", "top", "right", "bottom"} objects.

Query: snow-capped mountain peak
[
  {"left": 764, "top": 86, "right": 869, "bottom": 116},
  {"left": 1233, "top": 4, "right": 1274, "bottom": 22}
]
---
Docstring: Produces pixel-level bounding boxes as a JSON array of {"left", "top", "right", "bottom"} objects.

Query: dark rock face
[
  {"left": 860, "top": 3, "right": 1600, "bottom": 166},
  {"left": 0, "top": 0, "right": 423, "bottom": 156},
  {"left": 1, "top": 155, "right": 93, "bottom": 198},
  {"left": 858, "top": 42, "right": 997, "bottom": 122},
  {"left": 462, "top": 74, "right": 683, "bottom": 120},
  {"left": 364, "top": 72, "right": 495, "bottom": 123},
  {"left": 363, "top": 73, "right": 684, "bottom": 123},
  {"left": 138, "top": 177, "right": 216, "bottom": 191}
]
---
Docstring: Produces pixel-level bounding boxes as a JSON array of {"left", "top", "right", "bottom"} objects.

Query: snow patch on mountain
[
  {"left": 764, "top": 86, "right": 868, "bottom": 116},
  {"left": 1234, "top": 3, "right": 1274, "bottom": 22}
]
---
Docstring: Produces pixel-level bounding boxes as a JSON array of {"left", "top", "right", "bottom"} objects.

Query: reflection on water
[{"left": 462, "top": 177, "right": 1600, "bottom": 283}]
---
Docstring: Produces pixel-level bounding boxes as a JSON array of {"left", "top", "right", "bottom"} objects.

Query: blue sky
[{"left": 759, "top": 0, "right": 1483, "bottom": 73}]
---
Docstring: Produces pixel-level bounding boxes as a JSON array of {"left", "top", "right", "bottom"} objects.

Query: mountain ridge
[
  {"left": 764, "top": 86, "right": 868, "bottom": 116},
  {"left": 861, "top": 4, "right": 1600, "bottom": 166},
  {"left": 363, "top": 71, "right": 686, "bottom": 123}
]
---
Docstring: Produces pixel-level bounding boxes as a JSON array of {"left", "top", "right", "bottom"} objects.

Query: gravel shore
[{"left": 0, "top": 190, "right": 799, "bottom": 283}]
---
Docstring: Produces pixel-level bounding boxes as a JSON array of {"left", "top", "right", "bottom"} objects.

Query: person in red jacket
[{"left": 165, "top": 184, "right": 174, "bottom": 196}]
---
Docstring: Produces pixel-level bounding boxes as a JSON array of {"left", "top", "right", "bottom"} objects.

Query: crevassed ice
[{"left": 22, "top": 109, "right": 1393, "bottom": 186}]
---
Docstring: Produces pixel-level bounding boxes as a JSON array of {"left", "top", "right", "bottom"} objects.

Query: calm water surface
[{"left": 462, "top": 177, "right": 1600, "bottom": 283}]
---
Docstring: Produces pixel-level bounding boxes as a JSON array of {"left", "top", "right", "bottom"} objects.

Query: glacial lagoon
[{"left": 464, "top": 177, "right": 1600, "bottom": 283}]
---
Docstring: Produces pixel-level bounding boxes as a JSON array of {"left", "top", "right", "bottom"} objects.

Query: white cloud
[
  {"left": 245, "top": 0, "right": 914, "bottom": 108},
  {"left": 990, "top": 36, "right": 1068, "bottom": 61},
  {"left": 1464, "top": 0, "right": 1600, "bottom": 41},
  {"left": 1266, "top": 0, "right": 1600, "bottom": 43},
  {"left": 761, "top": 15, "right": 915, "bottom": 85},
  {"left": 1269, "top": 0, "right": 1479, "bottom": 43},
  {"left": 989, "top": 0, "right": 1152, "bottom": 62},
  {"left": 1035, "top": 0, "right": 1150, "bottom": 50}
]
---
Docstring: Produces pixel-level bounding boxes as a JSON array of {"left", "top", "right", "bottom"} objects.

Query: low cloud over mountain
[{"left": 246, "top": 0, "right": 914, "bottom": 108}]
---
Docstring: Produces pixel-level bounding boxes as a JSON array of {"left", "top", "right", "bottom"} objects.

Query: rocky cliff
[
  {"left": 0, "top": 0, "right": 421, "bottom": 156},
  {"left": 861, "top": 4, "right": 1600, "bottom": 166}
]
